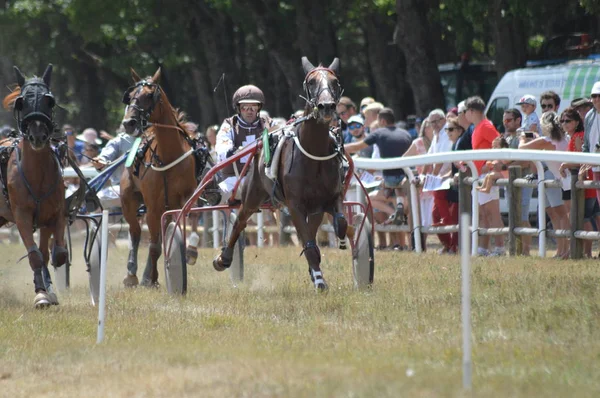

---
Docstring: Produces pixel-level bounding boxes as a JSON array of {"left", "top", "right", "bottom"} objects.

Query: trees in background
[{"left": 0, "top": 0, "right": 598, "bottom": 131}]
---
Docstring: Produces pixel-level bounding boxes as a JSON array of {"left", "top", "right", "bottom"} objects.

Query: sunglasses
[
  {"left": 560, "top": 119, "right": 573, "bottom": 124},
  {"left": 348, "top": 123, "right": 363, "bottom": 130},
  {"left": 592, "top": 94, "right": 600, "bottom": 99},
  {"left": 541, "top": 104, "right": 555, "bottom": 109},
  {"left": 445, "top": 127, "right": 460, "bottom": 132},
  {"left": 240, "top": 104, "right": 259, "bottom": 112}
]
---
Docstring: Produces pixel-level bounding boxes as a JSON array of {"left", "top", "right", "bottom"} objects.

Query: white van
[{"left": 485, "top": 59, "right": 600, "bottom": 131}]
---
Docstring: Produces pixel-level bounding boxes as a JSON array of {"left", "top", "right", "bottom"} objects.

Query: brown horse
[
  {"left": 0, "top": 64, "right": 67, "bottom": 307},
  {"left": 120, "top": 68, "right": 197, "bottom": 287},
  {"left": 213, "top": 57, "right": 347, "bottom": 290}
]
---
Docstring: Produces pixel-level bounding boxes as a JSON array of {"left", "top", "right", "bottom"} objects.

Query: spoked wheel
[
  {"left": 53, "top": 223, "right": 72, "bottom": 292},
  {"left": 351, "top": 212, "right": 374, "bottom": 288},
  {"left": 227, "top": 212, "right": 244, "bottom": 283},
  {"left": 164, "top": 221, "right": 187, "bottom": 295},
  {"left": 88, "top": 224, "right": 103, "bottom": 306}
]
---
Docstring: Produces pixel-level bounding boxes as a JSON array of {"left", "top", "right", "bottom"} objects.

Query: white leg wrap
[{"left": 311, "top": 269, "right": 323, "bottom": 286}]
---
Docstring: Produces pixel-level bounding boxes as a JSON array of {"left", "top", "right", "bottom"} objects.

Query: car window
[{"left": 486, "top": 97, "right": 509, "bottom": 133}]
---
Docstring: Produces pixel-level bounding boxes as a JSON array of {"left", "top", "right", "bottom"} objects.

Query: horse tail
[{"left": 2, "top": 87, "right": 21, "bottom": 110}]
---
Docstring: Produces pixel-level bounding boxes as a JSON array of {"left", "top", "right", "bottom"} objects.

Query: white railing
[{"left": 354, "top": 149, "right": 600, "bottom": 257}]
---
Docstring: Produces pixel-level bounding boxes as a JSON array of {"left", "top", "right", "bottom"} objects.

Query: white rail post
[
  {"left": 97, "top": 209, "right": 109, "bottom": 344},
  {"left": 257, "top": 211, "right": 264, "bottom": 248},
  {"left": 403, "top": 167, "right": 422, "bottom": 253},
  {"left": 212, "top": 210, "right": 220, "bottom": 249},
  {"left": 534, "top": 162, "right": 546, "bottom": 257},
  {"left": 461, "top": 212, "right": 472, "bottom": 390},
  {"left": 467, "top": 162, "right": 479, "bottom": 256}
]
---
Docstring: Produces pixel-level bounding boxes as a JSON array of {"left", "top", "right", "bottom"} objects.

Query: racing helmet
[{"left": 232, "top": 85, "right": 265, "bottom": 111}]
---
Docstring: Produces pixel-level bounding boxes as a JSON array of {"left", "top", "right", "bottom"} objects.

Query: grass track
[{"left": 1, "top": 241, "right": 599, "bottom": 397}]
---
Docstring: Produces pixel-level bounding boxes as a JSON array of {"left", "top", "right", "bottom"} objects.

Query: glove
[{"left": 524, "top": 173, "right": 538, "bottom": 182}]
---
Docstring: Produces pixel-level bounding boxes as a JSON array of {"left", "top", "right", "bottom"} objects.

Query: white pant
[{"left": 218, "top": 176, "right": 246, "bottom": 204}]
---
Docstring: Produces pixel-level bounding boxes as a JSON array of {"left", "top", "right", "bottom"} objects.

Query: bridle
[
  {"left": 13, "top": 80, "right": 56, "bottom": 143},
  {"left": 300, "top": 67, "right": 343, "bottom": 117},
  {"left": 122, "top": 80, "right": 162, "bottom": 134}
]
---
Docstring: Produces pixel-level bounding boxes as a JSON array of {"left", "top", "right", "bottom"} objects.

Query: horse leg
[
  {"left": 13, "top": 210, "right": 50, "bottom": 307},
  {"left": 289, "top": 207, "right": 327, "bottom": 291},
  {"left": 140, "top": 210, "right": 161, "bottom": 287},
  {"left": 213, "top": 205, "right": 252, "bottom": 271},
  {"left": 331, "top": 196, "right": 348, "bottom": 249},
  {"left": 40, "top": 227, "right": 58, "bottom": 305},
  {"left": 51, "top": 215, "right": 68, "bottom": 268},
  {"left": 120, "top": 184, "right": 141, "bottom": 287}
]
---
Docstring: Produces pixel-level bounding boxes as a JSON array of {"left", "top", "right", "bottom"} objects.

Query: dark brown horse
[
  {"left": 0, "top": 64, "right": 67, "bottom": 307},
  {"left": 214, "top": 57, "right": 346, "bottom": 290},
  {"left": 120, "top": 68, "right": 197, "bottom": 287}
]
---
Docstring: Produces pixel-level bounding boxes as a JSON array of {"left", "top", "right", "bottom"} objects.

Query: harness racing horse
[
  {"left": 0, "top": 64, "right": 67, "bottom": 307},
  {"left": 120, "top": 68, "right": 198, "bottom": 287},
  {"left": 213, "top": 57, "right": 347, "bottom": 290}
]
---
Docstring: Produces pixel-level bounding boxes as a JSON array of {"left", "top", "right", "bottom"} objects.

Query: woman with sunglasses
[
  {"left": 559, "top": 107, "right": 600, "bottom": 257},
  {"left": 519, "top": 112, "right": 571, "bottom": 259}
]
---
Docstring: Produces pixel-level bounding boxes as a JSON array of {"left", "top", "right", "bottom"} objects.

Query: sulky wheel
[
  {"left": 351, "top": 212, "right": 374, "bottom": 288},
  {"left": 164, "top": 221, "right": 187, "bottom": 295},
  {"left": 226, "top": 212, "right": 244, "bottom": 283}
]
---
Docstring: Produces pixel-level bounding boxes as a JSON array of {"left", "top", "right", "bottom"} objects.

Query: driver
[{"left": 215, "top": 84, "right": 273, "bottom": 203}]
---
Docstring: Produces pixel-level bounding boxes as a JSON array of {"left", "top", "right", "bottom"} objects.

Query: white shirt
[{"left": 427, "top": 125, "right": 453, "bottom": 175}]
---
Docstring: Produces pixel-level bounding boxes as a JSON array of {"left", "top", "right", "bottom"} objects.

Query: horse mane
[
  {"left": 150, "top": 82, "right": 194, "bottom": 138},
  {"left": 2, "top": 87, "right": 21, "bottom": 110}
]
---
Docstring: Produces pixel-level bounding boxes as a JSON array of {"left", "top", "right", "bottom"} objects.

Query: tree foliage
[{"left": 0, "top": 0, "right": 597, "bottom": 131}]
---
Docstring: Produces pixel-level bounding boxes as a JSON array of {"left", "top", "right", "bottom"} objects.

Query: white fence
[{"left": 354, "top": 148, "right": 600, "bottom": 257}]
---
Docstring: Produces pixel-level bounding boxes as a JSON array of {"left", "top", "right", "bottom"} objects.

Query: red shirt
[
  {"left": 471, "top": 119, "right": 500, "bottom": 173},
  {"left": 568, "top": 131, "right": 595, "bottom": 199}
]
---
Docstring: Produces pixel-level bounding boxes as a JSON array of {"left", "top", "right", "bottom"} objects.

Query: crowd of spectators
[{"left": 342, "top": 83, "right": 600, "bottom": 258}]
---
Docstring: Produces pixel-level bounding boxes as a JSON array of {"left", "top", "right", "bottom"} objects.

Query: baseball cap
[
  {"left": 457, "top": 100, "right": 467, "bottom": 114},
  {"left": 516, "top": 94, "right": 537, "bottom": 106},
  {"left": 591, "top": 81, "right": 600, "bottom": 95},
  {"left": 347, "top": 115, "right": 364, "bottom": 125}
]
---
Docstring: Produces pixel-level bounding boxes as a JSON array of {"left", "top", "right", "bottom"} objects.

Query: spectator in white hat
[
  {"left": 516, "top": 94, "right": 542, "bottom": 135},
  {"left": 77, "top": 127, "right": 102, "bottom": 146}
]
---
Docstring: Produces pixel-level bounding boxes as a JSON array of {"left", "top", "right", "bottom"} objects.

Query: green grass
[{"left": 0, "top": 242, "right": 599, "bottom": 397}]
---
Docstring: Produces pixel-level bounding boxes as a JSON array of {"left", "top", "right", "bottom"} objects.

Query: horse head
[
  {"left": 122, "top": 67, "right": 162, "bottom": 137},
  {"left": 301, "top": 57, "right": 342, "bottom": 124},
  {"left": 10, "top": 64, "right": 56, "bottom": 150}
]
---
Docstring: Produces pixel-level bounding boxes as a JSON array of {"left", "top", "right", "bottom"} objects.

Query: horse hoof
[
  {"left": 212, "top": 256, "right": 229, "bottom": 272},
  {"left": 140, "top": 278, "right": 159, "bottom": 288},
  {"left": 34, "top": 292, "right": 51, "bottom": 308},
  {"left": 48, "top": 292, "right": 59, "bottom": 305},
  {"left": 51, "top": 246, "right": 68, "bottom": 267},
  {"left": 316, "top": 281, "right": 329, "bottom": 292},
  {"left": 123, "top": 274, "right": 139, "bottom": 288},
  {"left": 338, "top": 238, "right": 347, "bottom": 250}
]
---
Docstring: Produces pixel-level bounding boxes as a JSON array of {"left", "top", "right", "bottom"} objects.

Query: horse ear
[
  {"left": 302, "top": 57, "right": 315, "bottom": 74},
  {"left": 130, "top": 68, "right": 141, "bottom": 83},
  {"left": 328, "top": 58, "right": 340, "bottom": 74},
  {"left": 42, "top": 64, "right": 53, "bottom": 86},
  {"left": 14, "top": 66, "right": 25, "bottom": 87},
  {"left": 152, "top": 67, "right": 161, "bottom": 84}
]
